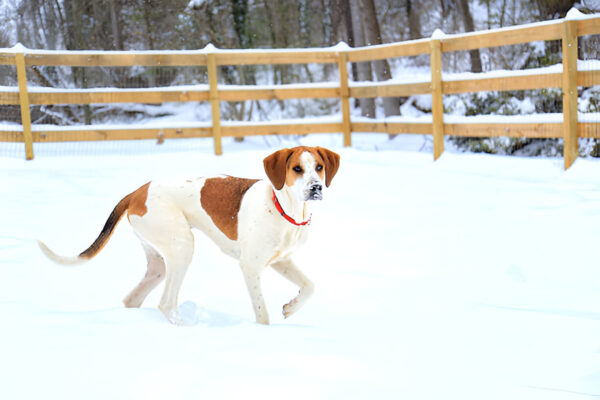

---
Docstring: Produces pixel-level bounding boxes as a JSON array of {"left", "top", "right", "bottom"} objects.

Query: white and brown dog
[{"left": 38, "top": 146, "right": 340, "bottom": 325}]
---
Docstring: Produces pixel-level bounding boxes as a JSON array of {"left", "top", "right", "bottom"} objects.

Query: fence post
[
  {"left": 430, "top": 38, "right": 444, "bottom": 161},
  {"left": 337, "top": 51, "right": 351, "bottom": 147},
  {"left": 15, "top": 52, "right": 34, "bottom": 160},
  {"left": 562, "top": 20, "right": 578, "bottom": 170},
  {"left": 207, "top": 52, "right": 223, "bottom": 156}
]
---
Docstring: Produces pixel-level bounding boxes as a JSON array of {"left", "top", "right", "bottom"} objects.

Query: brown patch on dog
[
  {"left": 127, "top": 182, "right": 151, "bottom": 218},
  {"left": 315, "top": 147, "right": 340, "bottom": 187},
  {"left": 263, "top": 148, "right": 293, "bottom": 190},
  {"left": 201, "top": 176, "right": 258, "bottom": 240}
]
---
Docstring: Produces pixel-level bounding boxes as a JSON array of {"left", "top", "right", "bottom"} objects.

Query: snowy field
[{"left": 1, "top": 133, "right": 600, "bottom": 399}]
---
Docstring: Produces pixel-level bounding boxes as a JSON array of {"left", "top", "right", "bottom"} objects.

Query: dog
[{"left": 38, "top": 146, "right": 340, "bottom": 325}]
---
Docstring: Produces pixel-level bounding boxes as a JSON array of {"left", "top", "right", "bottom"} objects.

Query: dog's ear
[
  {"left": 315, "top": 147, "right": 340, "bottom": 187},
  {"left": 263, "top": 148, "right": 293, "bottom": 190}
]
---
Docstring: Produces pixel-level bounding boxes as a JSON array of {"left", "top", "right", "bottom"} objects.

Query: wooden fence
[{"left": 1, "top": 14, "right": 599, "bottom": 169}]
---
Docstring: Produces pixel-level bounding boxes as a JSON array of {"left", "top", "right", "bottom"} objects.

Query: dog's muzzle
[{"left": 306, "top": 183, "right": 323, "bottom": 201}]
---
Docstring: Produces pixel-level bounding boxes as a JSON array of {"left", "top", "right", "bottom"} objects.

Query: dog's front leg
[
  {"left": 241, "top": 267, "right": 270, "bottom": 325},
  {"left": 271, "top": 258, "right": 314, "bottom": 319}
]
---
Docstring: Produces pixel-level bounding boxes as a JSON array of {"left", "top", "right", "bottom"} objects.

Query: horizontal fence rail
[{"left": 0, "top": 13, "right": 599, "bottom": 168}]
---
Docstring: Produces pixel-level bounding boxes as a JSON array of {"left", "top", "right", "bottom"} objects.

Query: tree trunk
[
  {"left": 231, "top": 0, "right": 252, "bottom": 142},
  {"left": 231, "top": 0, "right": 250, "bottom": 48},
  {"left": 534, "top": 0, "right": 576, "bottom": 19},
  {"left": 406, "top": 0, "right": 422, "bottom": 40},
  {"left": 457, "top": 0, "right": 483, "bottom": 73},
  {"left": 350, "top": 0, "right": 375, "bottom": 118},
  {"left": 341, "top": 0, "right": 359, "bottom": 88},
  {"left": 361, "top": 0, "right": 400, "bottom": 118},
  {"left": 109, "top": 0, "right": 122, "bottom": 50},
  {"left": 142, "top": 1, "right": 157, "bottom": 88}
]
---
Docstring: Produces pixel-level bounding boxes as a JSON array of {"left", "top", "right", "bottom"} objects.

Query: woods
[
  {"left": 2, "top": 0, "right": 596, "bottom": 93},
  {"left": 3, "top": 1, "right": 591, "bottom": 50},
  {"left": 0, "top": 0, "right": 599, "bottom": 157},
  {"left": 4, "top": 1, "right": 594, "bottom": 72}
]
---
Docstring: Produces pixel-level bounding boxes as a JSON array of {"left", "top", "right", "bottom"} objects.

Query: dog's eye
[
  {"left": 316, "top": 165, "right": 323, "bottom": 172},
  {"left": 293, "top": 166, "right": 303, "bottom": 173}
]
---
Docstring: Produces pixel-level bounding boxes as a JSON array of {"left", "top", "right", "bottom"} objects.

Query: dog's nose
[{"left": 310, "top": 184, "right": 322, "bottom": 192}]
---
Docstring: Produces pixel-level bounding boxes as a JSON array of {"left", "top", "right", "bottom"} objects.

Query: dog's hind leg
[
  {"left": 271, "top": 258, "right": 314, "bottom": 319},
  {"left": 129, "top": 205, "right": 195, "bottom": 325},
  {"left": 157, "top": 230, "right": 194, "bottom": 325},
  {"left": 123, "top": 240, "right": 165, "bottom": 308}
]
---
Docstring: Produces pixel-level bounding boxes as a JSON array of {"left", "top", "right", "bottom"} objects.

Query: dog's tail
[{"left": 38, "top": 183, "right": 149, "bottom": 266}]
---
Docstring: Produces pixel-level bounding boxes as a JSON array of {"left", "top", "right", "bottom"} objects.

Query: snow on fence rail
[{"left": 0, "top": 11, "right": 599, "bottom": 169}]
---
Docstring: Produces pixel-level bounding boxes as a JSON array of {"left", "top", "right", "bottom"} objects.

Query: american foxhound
[{"left": 38, "top": 146, "right": 340, "bottom": 325}]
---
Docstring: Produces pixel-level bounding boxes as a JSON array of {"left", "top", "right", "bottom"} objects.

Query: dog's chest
[
  {"left": 281, "top": 225, "right": 308, "bottom": 249},
  {"left": 266, "top": 223, "right": 309, "bottom": 264}
]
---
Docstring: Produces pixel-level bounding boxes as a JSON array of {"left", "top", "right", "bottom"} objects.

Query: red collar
[{"left": 272, "top": 190, "right": 311, "bottom": 226}]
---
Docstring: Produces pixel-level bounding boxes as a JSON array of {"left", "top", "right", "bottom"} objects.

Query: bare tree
[
  {"left": 339, "top": 0, "right": 359, "bottom": 84},
  {"left": 109, "top": 0, "right": 123, "bottom": 50},
  {"left": 534, "top": 0, "right": 577, "bottom": 18},
  {"left": 456, "top": 0, "right": 483, "bottom": 72},
  {"left": 350, "top": 0, "right": 376, "bottom": 117},
  {"left": 361, "top": 0, "right": 400, "bottom": 118},
  {"left": 406, "top": 0, "right": 422, "bottom": 40}
]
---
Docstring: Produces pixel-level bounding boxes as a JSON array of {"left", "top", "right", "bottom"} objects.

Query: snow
[
  {"left": 330, "top": 41, "right": 351, "bottom": 51},
  {"left": 221, "top": 82, "right": 340, "bottom": 91},
  {"left": 1, "top": 134, "right": 600, "bottom": 399},
  {"left": 348, "top": 60, "right": 598, "bottom": 87},
  {"left": 186, "top": 0, "right": 206, "bottom": 10},
  {"left": 30, "top": 120, "right": 213, "bottom": 131},
  {"left": 0, "top": 41, "right": 352, "bottom": 56},
  {"left": 352, "top": 112, "right": 600, "bottom": 124},
  {"left": 3, "top": 111, "right": 599, "bottom": 135},
  {"left": 14, "top": 85, "right": 212, "bottom": 93},
  {"left": 431, "top": 28, "right": 446, "bottom": 39},
  {"left": 203, "top": 43, "right": 216, "bottom": 52},
  {"left": 1, "top": 43, "right": 210, "bottom": 56},
  {"left": 566, "top": 7, "right": 589, "bottom": 20},
  {"left": 1, "top": 59, "right": 594, "bottom": 94},
  {"left": 9, "top": 42, "right": 26, "bottom": 52},
  {"left": 220, "top": 115, "right": 341, "bottom": 126}
]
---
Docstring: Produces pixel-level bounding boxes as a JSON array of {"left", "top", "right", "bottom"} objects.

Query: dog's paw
[
  {"left": 163, "top": 309, "right": 186, "bottom": 326},
  {"left": 282, "top": 299, "right": 298, "bottom": 319}
]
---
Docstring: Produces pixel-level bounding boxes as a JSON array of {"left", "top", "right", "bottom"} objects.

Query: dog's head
[{"left": 264, "top": 146, "right": 340, "bottom": 202}]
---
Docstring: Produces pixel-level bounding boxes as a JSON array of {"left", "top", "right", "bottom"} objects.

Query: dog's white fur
[{"left": 39, "top": 146, "right": 340, "bottom": 325}]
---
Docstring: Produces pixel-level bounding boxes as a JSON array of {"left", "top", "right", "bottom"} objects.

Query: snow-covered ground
[{"left": 2, "top": 134, "right": 600, "bottom": 399}]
